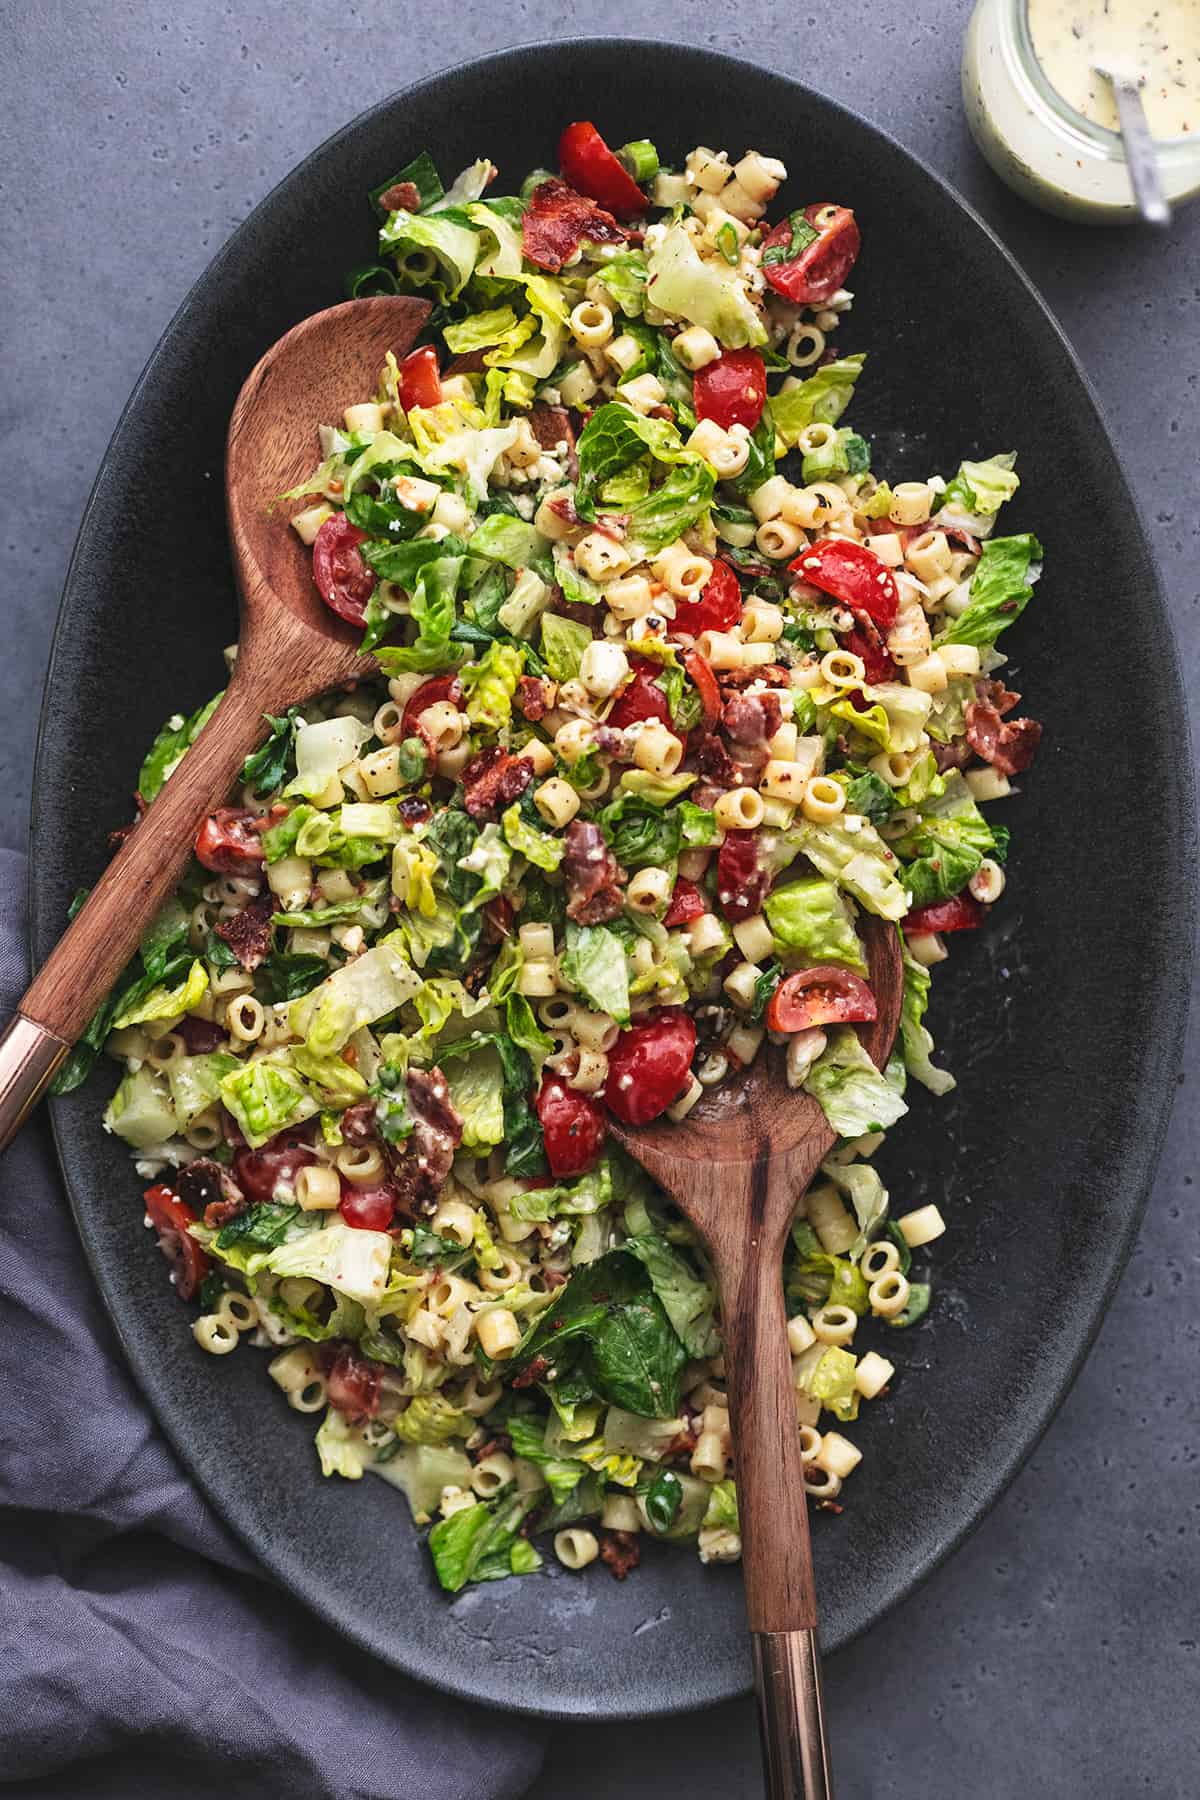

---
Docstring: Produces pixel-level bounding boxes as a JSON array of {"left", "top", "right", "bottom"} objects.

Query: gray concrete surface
[{"left": 3, "top": 4, "right": 1197, "bottom": 1795}]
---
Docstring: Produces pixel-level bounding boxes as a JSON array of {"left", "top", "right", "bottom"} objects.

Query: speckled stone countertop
[{"left": 4, "top": 5, "right": 1197, "bottom": 1795}]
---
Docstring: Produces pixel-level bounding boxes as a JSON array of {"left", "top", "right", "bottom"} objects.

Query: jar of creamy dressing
[{"left": 963, "top": 0, "right": 1200, "bottom": 221}]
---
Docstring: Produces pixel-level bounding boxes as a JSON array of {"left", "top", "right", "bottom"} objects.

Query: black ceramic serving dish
[{"left": 31, "top": 40, "right": 1194, "bottom": 1718}]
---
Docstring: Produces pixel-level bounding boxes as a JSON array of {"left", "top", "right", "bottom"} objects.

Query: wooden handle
[
  {"left": 712, "top": 1170, "right": 817, "bottom": 1635},
  {"left": 15, "top": 667, "right": 289, "bottom": 1064}
]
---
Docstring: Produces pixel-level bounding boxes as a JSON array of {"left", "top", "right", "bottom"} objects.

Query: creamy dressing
[{"left": 1028, "top": 0, "right": 1200, "bottom": 139}]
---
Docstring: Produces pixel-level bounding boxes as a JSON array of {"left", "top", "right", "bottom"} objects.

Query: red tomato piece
[
  {"left": 761, "top": 203, "right": 861, "bottom": 306},
  {"left": 144, "top": 1183, "right": 211, "bottom": 1302},
  {"left": 606, "top": 657, "right": 674, "bottom": 732},
  {"left": 397, "top": 344, "right": 442, "bottom": 412},
  {"left": 558, "top": 121, "right": 647, "bottom": 219},
  {"left": 715, "top": 829, "right": 771, "bottom": 923},
  {"left": 234, "top": 1138, "right": 316, "bottom": 1204},
  {"left": 339, "top": 1184, "right": 396, "bottom": 1231},
  {"left": 604, "top": 1009, "right": 698, "bottom": 1126},
  {"left": 675, "top": 557, "right": 743, "bottom": 637},
  {"left": 843, "top": 622, "right": 897, "bottom": 685},
  {"left": 536, "top": 1075, "right": 607, "bottom": 1178},
  {"left": 324, "top": 1346, "right": 382, "bottom": 1420},
  {"left": 682, "top": 649, "right": 722, "bottom": 729},
  {"left": 766, "top": 966, "right": 878, "bottom": 1033},
  {"left": 790, "top": 539, "right": 899, "bottom": 629},
  {"left": 904, "top": 894, "right": 985, "bottom": 934},
  {"left": 663, "top": 877, "right": 707, "bottom": 929},
  {"left": 401, "top": 674, "right": 464, "bottom": 740},
  {"left": 312, "top": 513, "right": 376, "bottom": 626},
  {"left": 693, "top": 349, "right": 767, "bottom": 432},
  {"left": 195, "top": 808, "right": 265, "bottom": 875}
]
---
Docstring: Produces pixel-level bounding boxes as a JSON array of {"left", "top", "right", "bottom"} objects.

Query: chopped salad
[{"left": 66, "top": 124, "right": 1043, "bottom": 1591}]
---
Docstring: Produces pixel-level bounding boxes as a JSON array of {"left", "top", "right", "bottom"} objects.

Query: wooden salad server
[
  {"left": 0, "top": 295, "right": 431, "bottom": 1148},
  {"left": 610, "top": 916, "right": 903, "bottom": 1800}
]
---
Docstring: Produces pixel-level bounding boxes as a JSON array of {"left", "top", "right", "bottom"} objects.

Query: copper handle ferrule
[
  {"left": 0, "top": 1014, "right": 70, "bottom": 1150},
  {"left": 752, "top": 1628, "right": 833, "bottom": 1799}
]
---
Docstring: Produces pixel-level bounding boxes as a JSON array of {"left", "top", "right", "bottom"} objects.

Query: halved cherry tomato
[
  {"left": 144, "top": 1183, "right": 211, "bottom": 1302},
  {"left": 761, "top": 203, "right": 861, "bottom": 306},
  {"left": 904, "top": 894, "right": 985, "bottom": 934},
  {"left": 312, "top": 513, "right": 376, "bottom": 626},
  {"left": 790, "top": 539, "right": 898, "bottom": 629},
  {"left": 558, "top": 121, "right": 647, "bottom": 219},
  {"left": 715, "top": 829, "right": 771, "bottom": 923},
  {"left": 663, "top": 877, "right": 707, "bottom": 929},
  {"left": 607, "top": 657, "right": 674, "bottom": 732},
  {"left": 234, "top": 1137, "right": 316, "bottom": 1204},
  {"left": 843, "top": 622, "right": 896, "bottom": 685},
  {"left": 339, "top": 1183, "right": 396, "bottom": 1231},
  {"left": 766, "top": 966, "right": 878, "bottom": 1033},
  {"left": 675, "top": 557, "right": 743, "bottom": 637},
  {"left": 324, "top": 1345, "right": 382, "bottom": 1420},
  {"left": 604, "top": 1009, "right": 697, "bottom": 1126},
  {"left": 693, "top": 349, "right": 767, "bottom": 432},
  {"left": 195, "top": 808, "right": 265, "bottom": 875},
  {"left": 536, "top": 1075, "right": 607, "bottom": 1177},
  {"left": 401, "top": 674, "right": 464, "bottom": 740},
  {"left": 397, "top": 344, "right": 442, "bottom": 412},
  {"left": 682, "top": 648, "right": 721, "bottom": 729}
]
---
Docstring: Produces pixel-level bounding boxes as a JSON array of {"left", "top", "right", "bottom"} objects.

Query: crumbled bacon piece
[
  {"left": 931, "top": 739, "right": 973, "bottom": 774},
  {"left": 599, "top": 1530, "right": 642, "bottom": 1580},
  {"left": 460, "top": 746, "right": 535, "bottom": 818},
  {"left": 214, "top": 894, "right": 275, "bottom": 971},
  {"left": 965, "top": 700, "right": 1043, "bottom": 776},
  {"left": 521, "top": 178, "right": 628, "bottom": 272},
  {"left": 690, "top": 733, "right": 739, "bottom": 791},
  {"left": 717, "top": 664, "right": 790, "bottom": 692},
  {"left": 516, "top": 675, "right": 551, "bottom": 722},
  {"left": 339, "top": 1100, "right": 379, "bottom": 1146},
  {"left": 176, "top": 1158, "right": 247, "bottom": 1230},
  {"left": 976, "top": 676, "right": 1021, "bottom": 716},
  {"left": 511, "top": 1355, "right": 551, "bottom": 1390},
  {"left": 563, "top": 820, "right": 623, "bottom": 924},
  {"left": 722, "top": 690, "right": 783, "bottom": 747},
  {"left": 377, "top": 180, "right": 421, "bottom": 214},
  {"left": 528, "top": 403, "right": 579, "bottom": 479},
  {"left": 385, "top": 1067, "right": 463, "bottom": 1217},
  {"left": 178, "top": 1016, "right": 226, "bottom": 1055}
]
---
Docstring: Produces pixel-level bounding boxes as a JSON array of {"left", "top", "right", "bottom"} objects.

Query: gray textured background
[{"left": 3, "top": 4, "right": 1197, "bottom": 1795}]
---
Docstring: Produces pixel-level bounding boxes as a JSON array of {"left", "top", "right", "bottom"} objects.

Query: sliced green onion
[
  {"left": 715, "top": 222, "right": 740, "bottom": 266},
  {"left": 520, "top": 167, "right": 555, "bottom": 201},
  {"left": 344, "top": 263, "right": 399, "bottom": 300},
  {"left": 618, "top": 139, "right": 660, "bottom": 183}
]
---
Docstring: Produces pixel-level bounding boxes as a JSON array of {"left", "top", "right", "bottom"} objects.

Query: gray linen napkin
[{"left": 0, "top": 847, "right": 545, "bottom": 1799}]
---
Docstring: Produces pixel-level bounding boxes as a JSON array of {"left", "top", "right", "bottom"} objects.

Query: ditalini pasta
[{"left": 62, "top": 120, "right": 1043, "bottom": 1596}]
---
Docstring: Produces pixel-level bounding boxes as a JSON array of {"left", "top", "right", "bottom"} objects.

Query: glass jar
[{"left": 963, "top": 0, "right": 1200, "bottom": 222}]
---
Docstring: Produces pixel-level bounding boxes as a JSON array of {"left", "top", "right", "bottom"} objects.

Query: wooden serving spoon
[
  {"left": 0, "top": 294, "right": 431, "bottom": 1145},
  {"left": 609, "top": 916, "right": 903, "bottom": 1800}
]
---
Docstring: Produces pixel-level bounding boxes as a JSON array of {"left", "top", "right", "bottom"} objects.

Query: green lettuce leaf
[
  {"left": 899, "top": 944, "right": 955, "bottom": 1095},
  {"left": 938, "top": 534, "right": 1043, "bottom": 648},
  {"left": 560, "top": 922, "right": 631, "bottom": 1024},
  {"left": 380, "top": 207, "right": 479, "bottom": 301},
  {"left": 461, "top": 640, "right": 523, "bottom": 731},
  {"left": 942, "top": 451, "right": 1018, "bottom": 516},
  {"left": 764, "top": 878, "right": 866, "bottom": 973},
  {"left": 804, "top": 1027, "right": 908, "bottom": 1138},
  {"left": 505, "top": 1249, "right": 687, "bottom": 1420},
  {"left": 623, "top": 1234, "right": 719, "bottom": 1358},
  {"left": 539, "top": 612, "right": 592, "bottom": 683},
  {"left": 644, "top": 221, "right": 766, "bottom": 349},
  {"left": 771, "top": 355, "right": 866, "bottom": 448},
  {"left": 502, "top": 802, "right": 563, "bottom": 871},
  {"left": 138, "top": 693, "right": 222, "bottom": 802},
  {"left": 427, "top": 1492, "right": 542, "bottom": 1593}
]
